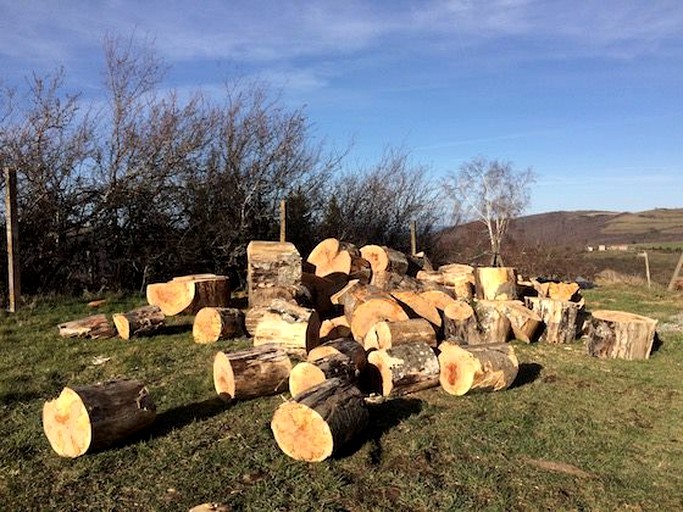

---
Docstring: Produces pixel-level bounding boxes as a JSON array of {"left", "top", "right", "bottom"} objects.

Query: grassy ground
[{"left": 1, "top": 286, "right": 682, "bottom": 511}]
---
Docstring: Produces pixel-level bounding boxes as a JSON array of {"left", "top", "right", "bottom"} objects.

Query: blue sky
[{"left": 1, "top": 0, "right": 682, "bottom": 214}]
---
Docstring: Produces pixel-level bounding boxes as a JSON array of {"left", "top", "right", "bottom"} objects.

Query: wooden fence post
[
  {"left": 668, "top": 252, "right": 683, "bottom": 291},
  {"left": 4, "top": 167, "right": 20, "bottom": 312},
  {"left": 639, "top": 251, "right": 651, "bottom": 289},
  {"left": 279, "top": 199, "right": 286, "bottom": 243},
  {"left": 410, "top": 220, "right": 417, "bottom": 256}
]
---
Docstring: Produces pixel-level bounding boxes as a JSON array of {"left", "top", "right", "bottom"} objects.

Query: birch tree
[{"left": 445, "top": 157, "right": 535, "bottom": 266}]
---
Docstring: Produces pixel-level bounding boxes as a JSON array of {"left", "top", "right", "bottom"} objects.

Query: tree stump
[
  {"left": 307, "top": 337, "right": 366, "bottom": 371},
  {"left": 587, "top": 310, "right": 658, "bottom": 360},
  {"left": 496, "top": 301, "right": 542, "bottom": 343},
  {"left": 366, "top": 342, "right": 440, "bottom": 396},
  {"left": 213, "top": 345, "right": 292, "bottom": 401},
  {"left": 192, "top": 307, "right": 245, "bottom": 344},
  {"left": 271, "top": 378, "right": 368, "bottom": 462},
  {"left": 438, "top": 342, "right": 519, "bottom": 396},
  {"left": 525, "top": 297, "right": 582, "bottom": 344},
  {"left": 246, "top": 241, "right": 302, "bottom": 308},
  {"left": 112, "top": 305, "right": 165, "bottom": 340},
  {"left": 251, "top": 299, "right": 321, "bottom": 354},
  {"left": 58, "top": 314, "right": 116, "bottom": 339},
  {"left": 289, "top": 353, "right": 358, "bottom": 397},
  {"left": 473, "top": 300, "right": 511, "bottom": 344},
  {"left": 146, "top": 276, "right": 230, "bottom": 316},
  {"left": 475, "top": 267, "right": 518, "bottom": 300},
  {"left": 443, "top": 301, "right": 480, "bottom": 345},
  {"left": 42, "top": 378, "right": 156, "bottom": 458},
  {"left": 363, "top": 318, "right": 437, "bottom": 350}
]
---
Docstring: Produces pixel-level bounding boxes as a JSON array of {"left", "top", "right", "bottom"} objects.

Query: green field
[{"left": 1, "top": 287, "right": 682, "bottom": 511}]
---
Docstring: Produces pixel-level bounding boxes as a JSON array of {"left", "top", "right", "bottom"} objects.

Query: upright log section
[
  {"left": 587, "top": 310, "right": 658, "bottom": 360},
  {"left": 58, "top": 314, "right": 116, "bottom": 339},
  {"left": 439, "top": 263, "right": 475, "bottom": 301},
  {"left": 366, "top": 342, "right": 440, "bottom": 396},
  {"left": 246, "top": 241, "right": 302, "bottom": 308},
  {"left": 475, "top": 267, "right": 518, "bottom": 301},
  {"left": 473, "top": 300, "right": 511, "bottom": 344},
  {"left": 438, "top": 342, "right": 519, "bottom": 396},
  {"left": 271, "top": 378, "right": 369, "bottom": 462},
  {"left": 213, "top": 345, "right": 292, "bottom": 401},
  {"left": 113, "top": 305, "right": 165, "bottom": 340},
  {"left": 525, "top": 297, "right": 582, "bottom": 344},
  {"left": 193, "top": 307, "right": 245, "bottom": 344},
  {"left": 42, "top": 378, "right": 156, "bottom": 458},
  {"left": 147, "top": 276, "right": 230, "bottom": 316},
  {"left": 443, "top": 301, "right": 480, "bottom": 345}
]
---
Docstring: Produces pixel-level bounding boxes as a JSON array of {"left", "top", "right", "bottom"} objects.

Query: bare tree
[{"left": 444, "top": 157, "right": 535, "bottom": 266}]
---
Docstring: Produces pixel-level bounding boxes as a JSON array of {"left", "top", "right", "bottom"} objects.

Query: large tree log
[
  {"left": 289, "top": 354, "right": 358, "bottom": 397},
  {"left": 147, "top": 276, "right": 230, "bottom": 316},
  {"left": 586, "top": 310, "right": 658, "bottom": 360},
  {"left": 475, "top": 267, "right": 518, "bottom": 301},
  {"left": 363, "top": 318, "right": 437, "bottom": 350},
  {"left": 391, "top": 290, "right": 442, "bottom": 328},
  {"left": 192, "top": 307, "right": 245, "bottom": 344},
  {"left": 307, "top": 337, "right": 367, "bottom": 371},
  {"left": 439, "top": 263, "right": 475, "bottom": 301},
  {"left": 473, "top": 300, "right": 511, "bottom": 344},
  {"left": 246, "top": 241, "right": 302, "bottom": 308},
  {"left": 360, "top": 244, "right": 409, "bottom": 276},
  {"left": 366, "top": 342, "right": 440, "bottom": 396},
  {"left": 213, "top": 345, "right": 292, "bottom": 401},
  {"left": 349, "top": 297, "right": 409, "bottom": 342},
  {"left": 495, "top": 301, "right": 542, "bottom": 343},
  {"left": 443, "top": 301, "right": 480, "bottom": 345},
  {"left": 42, "top": 378, "right": 156, "bottom": 458},
  {"left": 306, "top": 238, "right": 371, "bottom": 282},
  {"left": 438, "top": 342, "right": 519, "bottom": 396},
  {"left": 58, "top": 314, "right": 116, "bottom": 339},
  {"left": 271, "top": 378, "right": 368, "bottom": 462},
  {"left": 112, "top": 305, "right": 165, "bottom": 340},
  {"left": 525, "top": 297, "right": 582, "bottom": 344},
  {"left": 319, "top": 315, "right": 352, "bottom": 342},
  {"left": 251, "top": 299, "right": 321, "bottom": 354}
]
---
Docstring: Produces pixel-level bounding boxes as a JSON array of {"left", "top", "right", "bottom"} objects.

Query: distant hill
[{"left": 441, "top": 208, "right": 683, "bottom": 249}]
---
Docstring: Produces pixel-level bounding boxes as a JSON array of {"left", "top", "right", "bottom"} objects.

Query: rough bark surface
[
  {"left": 586, "top": 310, "right": 658, "bottom": 360},
  {"left": 247, "top": 241, "right": 302, "bottom": 308},
  {"left": 443, "top": 301, "right": 480, "bottom": 345},
  {"left": 525, "top": 297, "right": 582, "bottom": 344},
  {"left": 113, "top": 305, "right": 165, "bottom": 340},
  {"left": 251, "top": 299, "right": 321, "bottom": 354},
  {"left": 307, "top": 337, "right": 366, "bottom": 371},
  {"left": 271, "top": 378, "right": 368, "bottom": 462},
  {"left": 58, "top": 314, "right": 116, "bottom": 339},
  {"left": 366, "top": 342, "right": 440, "bottom": 396},
  {"left": 473, "top": 300, "right": 511, "bottom": 344}
]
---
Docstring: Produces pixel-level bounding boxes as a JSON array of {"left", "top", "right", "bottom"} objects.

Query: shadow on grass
[
  {"left": 510, "top": 362, "right": 544, "bottom": 389},
  {"left": 651, "top": 332, "right": 664, "bottom": 354},
  {"left": 334, "top": 396, "right": 424, "bottom": 462},
  {"left": 149, "top": 396, "right": 232, "bottom": 438}
]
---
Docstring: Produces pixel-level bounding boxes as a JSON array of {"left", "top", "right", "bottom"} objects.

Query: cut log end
[
  {"left": 42, "top": 387, "right": 92, "bottom": 458},
  {"left": 213, "top": 351, "right": 236, "bottom": 400},
  {"left": 271, "top": 402, "right": 333, "bottom": 462},
  {"left": 289, "top": 363, "right": 326, "bottom": 398}
]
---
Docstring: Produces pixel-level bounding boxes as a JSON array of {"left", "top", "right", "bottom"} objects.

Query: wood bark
[
  {"left": 525, "top": 297, "right": 582, "bottom": 344},
  {"left": 307, "top": 337, "right": 366, "bottom": 371},
  {"left": 246, "top": 241, "right": 302, "bottom": 308},
  {"left": 58, "top": 314, "right": 116, "bottom": 339},
  {"left": 586, "top": 310, "right": 658, "bottom": 360},
  {"left": 443, "top": 301, "right": 480, "bottom": 345},
  {"left": 271, "top": 378, "right": 368, "bottom": 462},
  {"left": 473, "top": 300, "right": 512, "bottom": 344},
  {"left": 112, "top": 305, "right": 165, "bottom": 340},
  {"left": 438, "top": 342, "right": 519, "bottom": 396},
  {"left": 42, "top": 378, "right": 156, "bottom": 458},
  {"left": 251, "top": 299, "right": 321, "bottom": 354},
  {"left": 192, "top": 307, "right": 245, "bottom": 344},
  {"left": 495, "top": 301, "right": 542, "bottom": 343},
  {"left": 306, "top": 238, "right": 371, "bottom": 282},
  {"left": 213, "top": 345, "right": 292, "bottom": 401},
  {"left": 474, "top": 267, "right": 518, "bottom": 301},
  {"left": 366, "top": 342, "right": 440, "bottom": 397},
  {"left": 289, "top": 353, "right": 358, "bottom": 397},
  {"left": 363, "top": 318, "right": 437, "bottom": 350},
  {"left": 147, "top": 276, "right": 230, "bottom": 316},
  {"left": 391, "top": 290, "right": 442, "bottom": 328}
]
